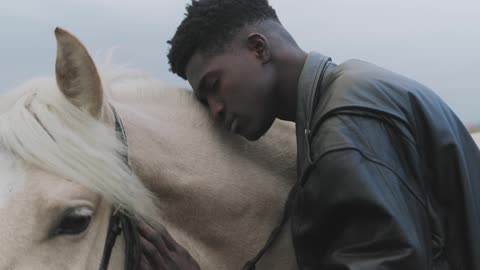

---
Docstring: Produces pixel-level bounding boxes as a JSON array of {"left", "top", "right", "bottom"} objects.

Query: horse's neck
[
  {"left": 110, "top": 87, "right": 297, "bottom": 267},
  {"left": 113, "top": 89, "right": 297, "bottom": 216}
]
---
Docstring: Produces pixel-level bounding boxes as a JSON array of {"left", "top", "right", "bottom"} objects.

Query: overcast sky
[{"left": 1, "top": 0, "right": 479, "bottom": 124}]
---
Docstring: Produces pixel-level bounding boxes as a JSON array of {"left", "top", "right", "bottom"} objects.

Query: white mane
[
  {"left": 98, "top": 62, "right": 214, "bottom": 128},
  {"left": 0, "top": 67, "right": 161, "bottom": 224}
]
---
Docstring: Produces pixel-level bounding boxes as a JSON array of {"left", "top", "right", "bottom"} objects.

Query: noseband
[{"left": 98, "top": 105, "right": 141, "bottom": 270}]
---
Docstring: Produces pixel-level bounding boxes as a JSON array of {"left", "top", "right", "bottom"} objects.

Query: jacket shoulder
[
  {"left": 311, "top": 59, "right": 423, "bottom": 134},
  {"left": 327, "top": 59, "right": 406, "bottom": 91}
]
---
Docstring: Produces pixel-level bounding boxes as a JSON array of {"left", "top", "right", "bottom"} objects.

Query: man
[{"left": 142, "top": 0, "right": 480, "bottom": 269}]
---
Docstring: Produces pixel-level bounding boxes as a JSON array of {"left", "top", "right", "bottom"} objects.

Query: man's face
[{"left": 185, "top": 47, "right": 277, "bottom": 141}]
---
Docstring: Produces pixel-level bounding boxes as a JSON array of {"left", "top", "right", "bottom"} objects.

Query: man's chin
[
  {"left": 244, "top": 133, "right": 262, "bottom": 141},
  {"left": 243, "top": 124, "right": 270, "bottom": 141}
]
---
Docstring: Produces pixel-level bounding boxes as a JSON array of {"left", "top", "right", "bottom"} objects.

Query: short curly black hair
[{"left": 167, "top": 0, "right": 280, "bottom": 80}]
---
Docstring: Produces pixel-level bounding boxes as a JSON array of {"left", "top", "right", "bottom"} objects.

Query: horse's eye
[{"left": 53, "top": 207, "right": 93, "bottom": 236}]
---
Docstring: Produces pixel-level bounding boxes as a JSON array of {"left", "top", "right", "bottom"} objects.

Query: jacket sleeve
[{"left": 292, "top": 148, "right": 431, "bottom": 269}]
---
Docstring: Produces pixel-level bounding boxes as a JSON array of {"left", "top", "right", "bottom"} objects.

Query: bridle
[{"left": 98, "top": 105, "right": 141, "bottom": 270}]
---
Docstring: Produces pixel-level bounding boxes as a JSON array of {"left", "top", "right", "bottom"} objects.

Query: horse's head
[{"left": 0, "top": 28, "right": 158, "bottom": 269}]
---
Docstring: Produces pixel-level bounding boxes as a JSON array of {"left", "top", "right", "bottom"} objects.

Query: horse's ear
[{"left": 54, "top": 27, "right": 103, "bottom": 117}]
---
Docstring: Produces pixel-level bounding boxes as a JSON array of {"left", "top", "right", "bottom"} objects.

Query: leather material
[
  {"left": 292, "top": 52, "right": 480, "bottom": 269},
  {"left": 98, "top": 105, "right": 140, "bottom": 270}
]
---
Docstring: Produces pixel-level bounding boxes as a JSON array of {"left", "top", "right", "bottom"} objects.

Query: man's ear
[{"left": 247, "top": 33, "right": 271, "bottom": 63}]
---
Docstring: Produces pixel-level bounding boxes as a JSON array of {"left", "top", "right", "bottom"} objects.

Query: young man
[{"left": 142, "top": 0, "right": 480, "bottom": 269}]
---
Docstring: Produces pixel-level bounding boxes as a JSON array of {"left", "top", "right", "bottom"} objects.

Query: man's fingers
[
  {"left": 158, "top": 227, "right": 179, "bottom": 251},
  {"left": 138, "top": 221, "right": 177, "bottom": 252},
  {"left": 138, "top": 221, "right": 157, "bottom": 239},
  {"left": 139, "top": 254, "right": 151, "bottom": 270},
  {"left": 140, "top": 234, "right": 168, "bottom": 267},
  {"left": 137, "top": 221, "right": 200, "bottom": 269}
]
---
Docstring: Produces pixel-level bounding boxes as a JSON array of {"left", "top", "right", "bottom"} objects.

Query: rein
[
  {"left": 98, "top": 105, "right": 141, "bottom": 270},
  {"left": 241, "top": 184, "right": 298, "bottom": 270}
]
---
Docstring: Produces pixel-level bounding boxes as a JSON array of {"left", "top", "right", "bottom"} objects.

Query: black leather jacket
[{"left": 291, "top": 52, "right": 480, "bottom": 269}]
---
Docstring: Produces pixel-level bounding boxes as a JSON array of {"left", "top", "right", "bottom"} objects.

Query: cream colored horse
[{"left": 0, "top": 28, "right": 297, "bottom": 269}]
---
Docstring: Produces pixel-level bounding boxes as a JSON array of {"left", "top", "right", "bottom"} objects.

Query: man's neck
[{"left": 274, "top": 48, "right": 308, "bottom": 122}]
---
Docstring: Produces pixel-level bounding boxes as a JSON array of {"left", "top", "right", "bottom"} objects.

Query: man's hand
[{"left": 138, "top": 221, "right": 201, "bottom": 270}]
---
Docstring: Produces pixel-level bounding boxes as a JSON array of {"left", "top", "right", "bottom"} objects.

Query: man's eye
[
  {"left": 209, "top": 80, "right": 219, "bottom": 93},
  {"left": 199, "top": 98, "right": 209, "bottom": 106},
  {"left": 196, "top": 79, "right": 219, "bottom": 106}
]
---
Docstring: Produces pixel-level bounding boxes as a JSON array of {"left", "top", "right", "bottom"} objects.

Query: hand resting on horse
[{"left": 138, "top": 221, "right": 201, "bottom": 270}]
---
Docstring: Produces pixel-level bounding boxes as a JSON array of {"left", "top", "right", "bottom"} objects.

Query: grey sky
[{"left": 1, "top": 0, "right": 479, "bottom": 124}]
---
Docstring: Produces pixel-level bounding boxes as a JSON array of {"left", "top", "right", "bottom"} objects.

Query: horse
[{"left": 0, "top": 28, "right": 298, "bottom": 269}]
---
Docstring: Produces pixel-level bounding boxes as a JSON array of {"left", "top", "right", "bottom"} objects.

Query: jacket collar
[
  {"left": 296, "top": 52, "right": 332, "bottom": 135},
  {"left": 295, "top": 52, "right": 332, "bottom": 170}
]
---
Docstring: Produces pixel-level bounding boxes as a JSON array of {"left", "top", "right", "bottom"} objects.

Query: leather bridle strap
[
  {"left": 99, "top": 209, "right": 123, "bottom": 270},
  {"left": 241, "top": 184, "right": 298, "bottom": 270},
  {"left": 98, "top": 105, "right": 141, "bottom": 270}
]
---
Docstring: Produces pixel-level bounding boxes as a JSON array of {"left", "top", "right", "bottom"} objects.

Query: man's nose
[{"left": 207, "top": 96, "right": 225, "bottom": 121}]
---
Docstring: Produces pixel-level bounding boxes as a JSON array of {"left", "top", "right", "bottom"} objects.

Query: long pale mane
[
  {"left": 100, "top": 63, "right": 212, "bottom": 127},
  {"left": 0, "top": 68, "right": 160, "bottom": 224}
]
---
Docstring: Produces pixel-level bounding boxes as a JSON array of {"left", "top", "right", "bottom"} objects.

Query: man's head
[{"left": 168, "top": 0, "right": 301, "bottom": 141}]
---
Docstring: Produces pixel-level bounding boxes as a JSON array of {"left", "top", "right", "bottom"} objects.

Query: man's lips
[
  {"left": 225, "top": 114, "right": 234, "bottom": 129},
  {"left": 230, "top": 117, "right": 239, "bottom": 133},
  {"left": 225, "top": 115, "right": 239, "bottom": 133}
]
